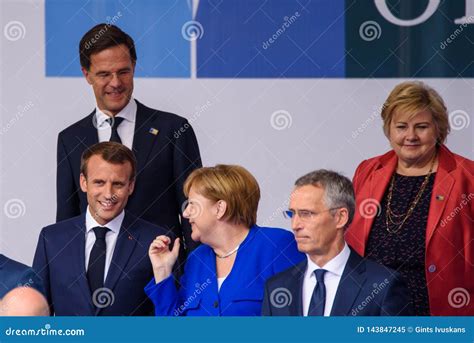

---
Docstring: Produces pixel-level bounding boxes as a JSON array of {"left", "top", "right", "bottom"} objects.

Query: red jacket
[{"left": 346, "top": 145, "right": 473, "bottom": 315}]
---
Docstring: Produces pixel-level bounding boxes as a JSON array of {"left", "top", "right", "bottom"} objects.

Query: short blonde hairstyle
[
  {"left": 381, "top": 81, "right": 450, "bottom": 143},
  {"left": 183, "top": 165, "right": 260, "bottom": 227}
]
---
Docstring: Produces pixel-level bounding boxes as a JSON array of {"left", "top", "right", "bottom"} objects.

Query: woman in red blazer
[{"left": 346, "top": 81, "right": 473, "bottom": 316}]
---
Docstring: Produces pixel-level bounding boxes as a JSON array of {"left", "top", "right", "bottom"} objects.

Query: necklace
[
  {"left": 385, "top": 156, "right": 435, "bottom": 234},
  {"left": 214, "top": 245, "right": 240, "bottom": 259}
]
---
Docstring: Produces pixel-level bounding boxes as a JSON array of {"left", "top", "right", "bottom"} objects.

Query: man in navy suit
[
  {"left": 0, "top": 254, "right": 43, "bottom": 298},
  {"left": 34, "top": 142, "right": 172, "bottom": 315},
  {"left": 56, "top": 24, "right": 201, "bottom": 254},
  {"left": 262, "top": 170, "right": 413, "bottom": 316}
]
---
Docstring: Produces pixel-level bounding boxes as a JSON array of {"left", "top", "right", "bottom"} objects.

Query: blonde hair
[
  {"left": 381, "top": 81, "right": 450, "bottom": 143},
  {"left": 184, "top": 165, "right": 260, "bottom": 227}
]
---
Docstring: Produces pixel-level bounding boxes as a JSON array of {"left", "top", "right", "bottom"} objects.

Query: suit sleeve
[
  {"left": 32, "top": 228, "right": 54, "bottom": 315},
  {"left": 380, "top": 273, "right": 414, "bottom": 316},
  {"left": 352, "top": 159, "right": 367, "bottom": 194},
  {"left": 172, "top": 120, "right": 202, "bottom": 252},
  {"left": 56, "top": 133, "right": 80, "bottom": 222}
]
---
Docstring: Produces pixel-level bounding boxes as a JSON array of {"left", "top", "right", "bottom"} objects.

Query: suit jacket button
[
  {"left": 428, "top": 264, "right": 436, "bottom": 273},
  {"left": 213, "top": 301, "right": 218, "bottom": 308}
]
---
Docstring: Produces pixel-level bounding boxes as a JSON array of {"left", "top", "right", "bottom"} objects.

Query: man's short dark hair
[
  {"left": 79, "top": 24, "right": 137, "bottom": 70},
  {"left": 80, "top": 142, "right": 136, "bottom": 180}
]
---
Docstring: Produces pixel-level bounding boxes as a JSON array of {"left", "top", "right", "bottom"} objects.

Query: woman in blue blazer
[{"left": 145, "top": 164, "right": 304, "bottom": 316}]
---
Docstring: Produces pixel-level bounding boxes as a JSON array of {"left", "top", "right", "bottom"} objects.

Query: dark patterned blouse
[{"left": 366, "top": 173, "right": 436, "bottom": 316}]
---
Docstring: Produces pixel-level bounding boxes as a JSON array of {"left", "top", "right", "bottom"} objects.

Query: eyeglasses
[{"left": 283, "top": 208, "right": 341, "bottom": 221}]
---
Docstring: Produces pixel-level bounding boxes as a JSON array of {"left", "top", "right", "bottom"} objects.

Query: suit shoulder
[
  {"left": 40, "top": 216, "right": 84, "bottom": 237},
  {"left": 137, "top": 102, "right": 188, "bottom": 125},
  {"left": 253, "top": 226, "right": 294, "bottom": 242},
  {"left": 265, "top": 262, "right": 303, "bottom": 288},
  {"left": 58, "top": 113, "right": 94, "bottom": 138},
  {"left": 363, "top": 258, "right": 401, "bottom": 280},
  {"left": 0, "top": 255, "right": 31, "bottom": 274},
  {"left": 131, "top": 217, "right": 173, "bottom": 237}
]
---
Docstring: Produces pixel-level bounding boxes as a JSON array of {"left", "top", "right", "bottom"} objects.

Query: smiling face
[
  {"left": 388, "top": 109, "right": 438, "bottom": 167},
  {"left": 182, "top": 187, "right": 220, "bottom": 244},
  {"left": 289, "top": 185, "right": 346, "bottom": 260},
  {"left": 82, "top": 44, "right": 135, "bottom": 116},
  {"left": 80, "top": 155, "right": 135, "bottom": 225}
]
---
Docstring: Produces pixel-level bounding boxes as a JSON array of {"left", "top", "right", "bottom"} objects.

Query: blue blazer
[
  {"left": 33, "top": 211, "right": 171, "bottom": 316},
  {"left": 56, "top": 100, "right": 202, "bottom": 251},
  {"left": 0, "top": 254, "right": 43, "bottom": 298},
  {"left": 262, "top": 249, "right": 414, "bottom": 316},
  {"left": 145, "top": 226, "right": 305, "bottom": 316}
]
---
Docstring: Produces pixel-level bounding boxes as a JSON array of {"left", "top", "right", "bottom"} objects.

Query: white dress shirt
[
  {"left": 302, "top": 243, "right": 351, "bottom": 316},
  {"left": 95, "top": 97, "right": 137, "bottom": 149},
  {"left": 85, "top": 207, "right": 124, "bottom": 282}
]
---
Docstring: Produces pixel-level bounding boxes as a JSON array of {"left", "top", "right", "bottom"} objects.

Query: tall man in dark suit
[
  {"left": 35, "top": 142, "right": 172, "bottom": 315},
  {"left": 57, "top": 24, "right": 201, "bottom": 253},
  {"left": 262, "top": 170, "right": 413, "bottom": 316}
]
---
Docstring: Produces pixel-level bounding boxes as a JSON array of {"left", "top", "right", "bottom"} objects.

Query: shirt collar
[
  {"left": 94, "top": 97, "right": 137, "bottom": 129},
  {"left": 85, "top": 206, "right": 124, "bottom": 234},
  {"left": 306, "top": 242, "right": 351, "bottom": 277}
]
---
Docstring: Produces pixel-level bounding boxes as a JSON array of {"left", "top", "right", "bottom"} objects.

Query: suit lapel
[
  {"left": 286, "top": 261, "right": 306, "bottom": 316},
  {"left": 98, "top": 213, "right": 139, "bottom": 315},
  {"left": 426, "top": 145, "right": 456, "bottom": 244},
  {"left": 69, "top": 215, "right": 95, "bottom": 314},
  {"left": 78, "top": 112, "right": 100, "bottom": 149},
  {"left": 331, "top": 250, "right": 366, "bottom": 316},
  {"left": 131, "top": 101, "right": 159, "bottom": 174}
]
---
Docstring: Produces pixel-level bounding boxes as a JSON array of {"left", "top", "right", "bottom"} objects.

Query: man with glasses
[{"left": 262, "top": 170, "right": 413, "bottom": 316}]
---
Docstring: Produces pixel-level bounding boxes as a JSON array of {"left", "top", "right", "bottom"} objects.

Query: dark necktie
[
  {"left": 87, "top": 226, "right": 110, "bottom": 294},
  {"left": 108, "top": 117, "right": 124, "bottom": 143},
  {"left": 308, "top": 269, "right": 327, "bottom": 316}
]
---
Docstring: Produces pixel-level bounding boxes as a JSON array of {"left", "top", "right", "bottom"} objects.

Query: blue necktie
[
  {"left": 87, "top": 226, "right": 110, "bottom": 294},
  {"left": 308, "top": 269, "right": 327, "bottom": 316}
]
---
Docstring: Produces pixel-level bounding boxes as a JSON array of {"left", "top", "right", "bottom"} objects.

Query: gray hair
[{"left": 294, "top": 169, "right": 355, "bottom": 228}]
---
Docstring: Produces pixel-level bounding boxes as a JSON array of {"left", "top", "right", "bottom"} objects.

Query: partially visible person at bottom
[
  {"left": 145, "top": 164, "right": 305, "bottom": 316},
  {"left": 262, "top": 170, "right": 413, "bottom": 316},
  {"left": 0, "top": 254, "right": 43, "bottom": 298},
  {"left": 0, "top": 287, "right": 49, "bottom": 316},
  {"left": 346, "top": 81, "right": 474, "bottom": 315}
]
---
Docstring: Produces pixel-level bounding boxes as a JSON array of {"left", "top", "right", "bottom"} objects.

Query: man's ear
[
  {"left": 81, "top": 67, "right": 93, "bottom": 85},
  {"left": 79, "top": 173, "right": 88, "bottom": 193},
  {"left": 215, "top": 200, "right": 227, "bottom": 220},
  {"left": 335, "top": 207, "right": 349, "bottom": 230},
  {"left": 128, "top": 179, "right": 135, "bottom": 195}
]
